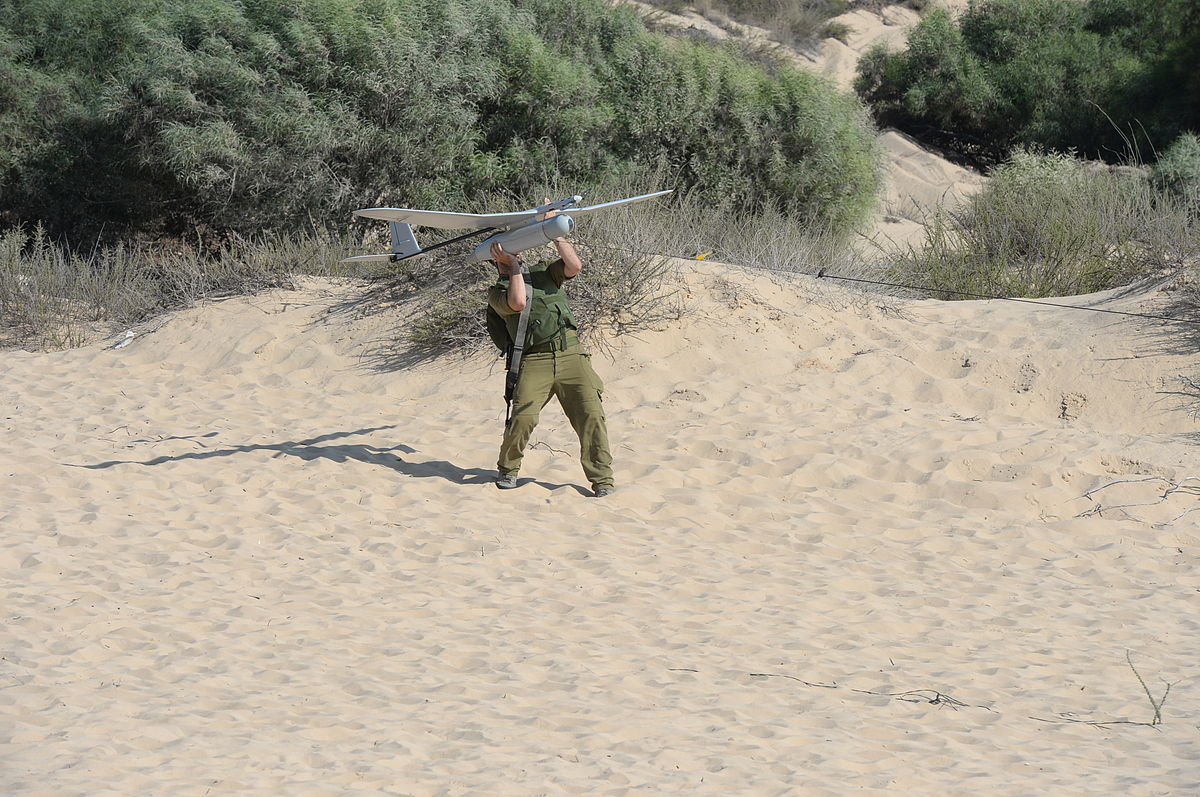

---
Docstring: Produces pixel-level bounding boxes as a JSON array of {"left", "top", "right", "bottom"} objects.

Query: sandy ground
[
  {"left": 3, "top": 262, "right": 1198, "bottom": 795},
  {"left": 4, "top": 5, "right": 1194, "bottom": 794}
]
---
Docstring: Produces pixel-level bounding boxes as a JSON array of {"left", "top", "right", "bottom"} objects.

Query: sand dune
[
  {"left": 4, "top": 263, "right": 1198, "bottom": 794},
  {"left": 622, "top": 0, "right": 986, "bottom": 249},
  {"left": 3, "top": 6, "right": 1191, "bottom": 794},
  {"left": 812, "top": 3, "right": 985, "bottom": 244}
]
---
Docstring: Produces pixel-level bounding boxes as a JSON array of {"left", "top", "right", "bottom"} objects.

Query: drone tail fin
[
  {"left": 341, "top": 222, "right": 426, "bottom": 263},
  {"left": 389, "top": 222, "right": 422, "bottom": 259}
]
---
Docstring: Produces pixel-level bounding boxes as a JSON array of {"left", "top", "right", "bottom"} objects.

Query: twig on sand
[
  {"left": 1029, "top": 715, "right": 1164, "bottom": 729},
  {"left": 1076, "top": 475, "right": 1200, "bottom": 525},
  {"left": 748, "top": 672, "right": 837, "bottom": 689},
  {"left": 743, "top": 672, "right": 990, "bottom": 710},
  {"left": 529, "top": 440, "right": 568, "bottom": 456},
  {"left": 1161, "top": 505, "right": 1200, "bottom": 525},
  {"left": 1180, "top": 375, "right": 1200, "bottom": 419},
  {"left": 1031, "top": 651, "right": 1177, "bottom": 729},
  {"left": 850, "top": 688, "right": 977, "bottom": 710},
  {"left": 677, "top": 653, "right": 1181, "bottom": 726}
]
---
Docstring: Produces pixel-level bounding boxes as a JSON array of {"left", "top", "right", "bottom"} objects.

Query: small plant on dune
[
  {"left": 889, "top": 150, "right": 1197, "bottom": 300},
  {"left": 0, "top": 225, "right": 348, "bottom": 350},
  {"left": 1126, "top": 651, "right": 1175, "bottom": 726},
  {"left": 1152, "top": 132, "right": 1200, "bottom": 214},
  {"left": 822, "top": 20, "right": 854, "bottom": 44}
]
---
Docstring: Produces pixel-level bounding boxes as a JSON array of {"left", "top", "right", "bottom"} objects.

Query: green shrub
[
  {"left": 1153, "top": 132, "right": 1200, "bottom": 210},
  {"left": 889, "top": 150, "right": 1192, "bottom": 299},
  {"left": 855, "top": 0, "right": 1200, "bottom": 167},
  {"left": 0, "top": 0, "right": 879, "bottom": 246},
  {"left": 822, "top": 21, "right": 854, "bottom": 44}
]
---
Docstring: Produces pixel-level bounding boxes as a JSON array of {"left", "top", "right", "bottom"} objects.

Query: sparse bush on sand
[
  {"left": 1152, "top": 133, "right": 1200, "bottom": 213},
  {"left": 888, "top": 150, "right": 1200, "bottom": 300},
  {"left": 0, "top": 225, "right": 348, "bottom": 350},
  {"left": 360, "top": 180, "right": 866, "bottom": 359}
]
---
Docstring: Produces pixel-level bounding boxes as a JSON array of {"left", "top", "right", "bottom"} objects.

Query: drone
[{"left": 344, "top": 189, "right": 673, "bottom": 264}]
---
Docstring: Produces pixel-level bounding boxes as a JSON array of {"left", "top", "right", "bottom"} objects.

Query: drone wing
[
  {"left": 352, "top": 207, "right": 539, "bottom": 230},
  {"left": 353, "top": 190, "right": 670, "bottom": 229},
  {"left": 565, "top": 189, "right": 673, "bottom": 220}
]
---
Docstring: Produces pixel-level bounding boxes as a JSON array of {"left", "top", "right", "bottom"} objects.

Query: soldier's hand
[{"left": 491, "top": 242, "right": 519, "bottom": 274}]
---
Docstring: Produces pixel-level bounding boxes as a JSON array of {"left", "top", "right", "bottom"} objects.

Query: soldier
[{"left": 487, "top": 206, "right": 614, "bottom": 497}]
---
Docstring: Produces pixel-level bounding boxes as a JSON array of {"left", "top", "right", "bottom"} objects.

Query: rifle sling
[{"left": 504, "top": 264, "right": 534, "bottom": 425}]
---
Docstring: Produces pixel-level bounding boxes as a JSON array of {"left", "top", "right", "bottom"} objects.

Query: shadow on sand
[{"left": 68, "top": 425, "right": 589, "bottom": 493}]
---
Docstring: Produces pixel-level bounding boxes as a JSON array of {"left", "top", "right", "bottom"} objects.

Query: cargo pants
[{"left": 498, "top": 343, "right": 614, "bottom": 490}]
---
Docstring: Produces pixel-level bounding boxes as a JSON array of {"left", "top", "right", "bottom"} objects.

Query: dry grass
[
  {"left": 888, "top": 152, "right": 1200, "bottom": 300},
  {"left": 649, "top": 0, "right": 851, "bottom": 46},
  {"left": 0, "top": 226, "right": 351, "bottom": 350},
  {"left": 351, "top": 181, "right": 866, "bottom": 360}
]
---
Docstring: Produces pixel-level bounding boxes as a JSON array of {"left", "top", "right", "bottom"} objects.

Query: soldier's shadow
[
  {"left": 70, "top": 425, "right": 589, "bottom": 493},
  {"left": 386, "top": 454, "right": 587, "bottom": 494}
]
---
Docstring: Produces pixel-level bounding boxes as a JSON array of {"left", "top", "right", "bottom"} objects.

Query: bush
[
  {"left": 0, "top": 224, "right": 347, "bottom": 349},
  {"left": 0, "top": 0, "right": 880, "bottom": 246},
  {"left": 856, "top": 9, "right": 1000, "bottom": 159},
  {"left": 855, "top": 0, "right": 1200, "bottom": 167},
  {"left": 350, "top": 177, "right": 867, "bottom": 361},
  {"left": 888, "top": 150, "right": 1193, "bottom": 299},
  {"left": 1153, "top": 132, "right": 1200, "bottom": 211}
]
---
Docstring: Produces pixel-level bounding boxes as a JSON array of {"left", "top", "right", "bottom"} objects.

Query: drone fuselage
[{"left": 467, "top": 214, "right": 574, "bottom": 263}]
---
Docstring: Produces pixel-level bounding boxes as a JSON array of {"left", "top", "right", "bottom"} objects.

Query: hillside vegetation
[
  {"left": 855, "top": 0, "right": 1200, "bottom": 167},
  {"left": 890, "top": 150, "right": 1198, "bottom": 300},
  {"left": 0, "top": 0, "right": 879, "bottom": 245},
  {"left": 639, "top": 0, "right": 873, "bottom": 46}
]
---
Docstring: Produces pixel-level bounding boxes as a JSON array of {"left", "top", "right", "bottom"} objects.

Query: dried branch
[{"left": 1076, "top": 475, "right": 1200, "bottom": 524}]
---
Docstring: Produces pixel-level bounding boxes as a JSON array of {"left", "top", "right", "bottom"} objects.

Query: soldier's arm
[
  {"left": 488, "top": 286, "right": 517, "bottom": 317},
  {"left": 491, "top": 242, "right": 527, "bottom": 311},
  {"left": 505, "top": 270, "right": 527, "bottom": 311},
  {"left": 553, "top": 237, "right": 582, "bottom": 278}
]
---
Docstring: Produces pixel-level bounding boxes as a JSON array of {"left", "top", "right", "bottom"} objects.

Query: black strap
[{"left": 504, "top": 264, "right": 533, "bottom": 426}]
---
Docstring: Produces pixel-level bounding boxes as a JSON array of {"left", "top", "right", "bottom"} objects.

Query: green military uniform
[{"left": 488, "top": 258, "right": 614, "bottom": 491}]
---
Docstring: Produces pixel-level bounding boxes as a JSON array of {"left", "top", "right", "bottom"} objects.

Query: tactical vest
[{"left": 493, "top": 265, "right": 578, "bottom": 352}]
